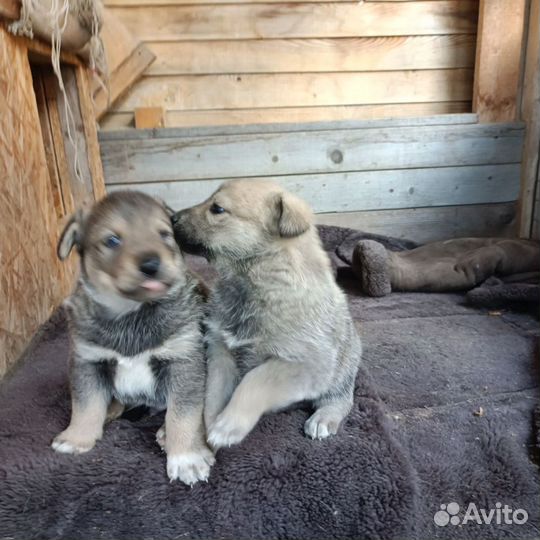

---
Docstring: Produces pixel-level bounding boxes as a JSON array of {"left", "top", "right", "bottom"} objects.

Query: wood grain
[
  {"left": 518, "top": 0, "right": 540, "bottom": 237},
  {"left": 316, "top": 203, "right": 516, "bottom": 243},
  {"left": 100, "top": 122, "right": 524, "bottom": 184},
  {"left": 93, "top": 10, "right": 156, "bottom": 119},
  {"left": 101, "top": 102, "right": 473, "bottom": 130},
  {"left": 108, "top": 2, "right": 478, "bottom": 41},
  {"left": 112, "top": 69, "right": 473, "bottom": 112},
  {"left": 100, "top": 112, "right": 478, "bottom": 140},
  {"left": 107, "top": 163, "right": 520, "bottom": 214},
  {"left": 473, "top": 0, "right": 527, "bottom": 122},
  {"left": 146, "top": 35, "right": 476, "bottom": 75},
  {"left": 0, "top": 28, "right": 76, "bottom": 377}
]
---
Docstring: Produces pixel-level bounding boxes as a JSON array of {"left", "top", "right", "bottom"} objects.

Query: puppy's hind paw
[
  {"left": 156, "top": 424, "right": 166, "bottom": 450},
  {"left": 167, "top": 449, "right": 215, "bottom": 486}
]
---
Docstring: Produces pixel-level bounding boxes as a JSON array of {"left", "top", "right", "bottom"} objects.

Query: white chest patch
[{"left": 113, "top": 353, "right": 156, "bottom": 398}]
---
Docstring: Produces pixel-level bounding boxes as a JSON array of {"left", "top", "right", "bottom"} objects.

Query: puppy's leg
[
  {"left": 52, "top": 362, "right": 110, "bottom": 454},
  {"left": 106, "top": 398, "right": 125, "bottom": 423},
  {"left": 305, "top": 365, "right": 356, "bottom": 440},
  {"left": 164, "top": 359, "right": 215, "bottom": 485},
  {"left": 204, "top": 338, "right": 239, "bottom": 429},
  {"left": 304, "top": 396, "right": 353, "bottom": 440},
  {"left": 208, "top": 358, "right": 319, "bottom": 448}
]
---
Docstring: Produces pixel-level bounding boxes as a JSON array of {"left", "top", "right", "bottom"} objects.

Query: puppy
[
  {"left": 173, "top": 180, "right": 361, "bottom": 448},
  {"left": 52, "top": 191, "right": 214, "bottom": 485}
]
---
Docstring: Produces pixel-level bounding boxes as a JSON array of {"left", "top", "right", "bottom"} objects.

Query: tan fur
[{"left": 174, "top": 180, "right": 362, "bottom": 448}]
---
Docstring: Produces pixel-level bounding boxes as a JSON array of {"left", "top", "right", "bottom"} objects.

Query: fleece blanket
[{"left": 0, "top": 225, "right": 538, "bottom": 540}]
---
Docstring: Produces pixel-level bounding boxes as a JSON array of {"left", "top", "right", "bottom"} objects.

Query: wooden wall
[
  {"left": 0, "top": 26, "right": 105, "bottom": 378},
  {"left": 100, "top": 0, "right": 478, "bottom": 129},
  {"left": 100, "top": 114, "right": 523, "bottom": 243}
]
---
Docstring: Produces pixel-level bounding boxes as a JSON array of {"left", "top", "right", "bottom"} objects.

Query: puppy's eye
[
  {"left": 159, "top": 230, "right": 173, "bottom": 241},
  {"left": 210, "top": 203, "right": 225, "bottom": 215},
  {"left": 103, "top": 234, "right": 122, "bottom": 249}
]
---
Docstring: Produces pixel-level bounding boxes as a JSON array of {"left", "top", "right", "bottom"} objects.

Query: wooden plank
[
  {"left": 33, "top": 69, "right": 66, "bottom": 219},
  {"left": 57, "top": 66, "right": 94, "bottom": 204},
  {"left": 76, "top": 65, "right": 107, "bottom": 200},
  {"left": 106, "top": 164, "right": 520, "bottom": 214},
  {"left": 100, "top": 103, "right": 473, "bottom": 131},
  {"left": 473, "top": 0, "right": 527, "bottom": 122},
  {"left": 316, "top": 203, "right": 516, "bottom": 243},
  {"left": 100, "top": 123, "right": 524, "bottom": 184},
  {"left": 104, "top": 0, "right": 442, "bottom": 5},
  {"left": 135, "top": 106, "right": 165, "bottom": 128},
  {"left": 100, "top": 112, "right": 478, "bottom": 140},
  {"left": 93, "top": 11, "right": 156, "bottom": 119},
  {"left": 112, "top": 69, "right": 473, "bottom": 112},
  {"left": 108, "top": 2, "right": 478, "bottom": 41},
  {"left": 42, "top": 73, "right": 76, "bottom": 215},
  {"left": 147, "top": 35, "right": 476, "bottom": 75},
  {"left": 518, "top": 0, "right": 540, "bottom": 237}
]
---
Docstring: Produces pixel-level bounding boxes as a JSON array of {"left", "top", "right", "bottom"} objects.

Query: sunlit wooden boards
[
  {"left": 93, "top": 10, "right": 156, "bottom": 119},
  {"left": 100, "top": 0, "right": 479, "bottom": 129},
  {"left": 100, "top": 116, "right": 524, "bottom": 241},
  {"left": 0, "top": 26, "right": 105, "bottom": 377},
  {"left": 473, "top": 0, "right": 527, "bottom": 122},
  {"left": 106, "top": 2, "right": 478, "bottom": 40}
]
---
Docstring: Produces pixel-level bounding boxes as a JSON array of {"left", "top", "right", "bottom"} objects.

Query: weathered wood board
[
  {"left": 113, "top": 69, "right": 473, "bottom": 112},
  {"left": 101, "top": 122, "right": 524, "bottom": 185},
  {"left": 100, "top": 0, "right": 478, "bottom": 129},
  {"left": 108, "top": 2, "right": 478, "bottom": 41},
  {"left": 101, "top": 102, "right": 473, "bottom": 130},
  {"left": 108, "top": 164, "right": 520, "bottom": 214},
  {"left": 316, "top": 203, "right": 516, "bottom": 244},
  {"left": 146, "top": 35, "right": 476, "bottom": 75},
  {"left": 101, "top": 116, "right": 524, "bottom": 243}
]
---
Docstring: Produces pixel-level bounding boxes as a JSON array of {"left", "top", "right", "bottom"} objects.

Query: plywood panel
[
  {"left": 0, "top": 28, "right": 76, "bottom": 377},
  {"left": 114, "top": 69, "right": 473, "bottom": 111},
  {"left": 101, "top": 122, "right": 524, "bottom": 184},
  {"left": 316, "top": 203, "right": 516, "bottom": 243},
  {"left": 108, "top": 2, "right": 478, "bottom": 41},
  {"left": 147, "top": 35, "right": 476, "bottom": 75},
  {"left": 107, "top": 163, "right": 520, "bottom": 214}
]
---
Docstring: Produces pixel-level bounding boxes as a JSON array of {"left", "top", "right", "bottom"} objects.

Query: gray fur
[{"left": 53, "top": 191, "right": 214, "bottom": 485}]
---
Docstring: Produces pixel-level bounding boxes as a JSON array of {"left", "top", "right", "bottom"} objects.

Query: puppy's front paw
[
  {"left": 207, "top": 409, "right": 256, "bottom": 449},
  {"left": 51, "top": 430, "right": 98, "bottom": 454},
  {"left": 304, "top": 409, "right": 341, "bottom": 440},
  {"left": 167, "top": 448, "right": 215, "bottom": 485}
]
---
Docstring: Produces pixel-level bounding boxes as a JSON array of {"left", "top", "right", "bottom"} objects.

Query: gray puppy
[
  {"left": 173, "top": 180, "right": 361, "bottom": 449},
  {"left": 52, "top": 190, "right": 214, "bottom": 485}
]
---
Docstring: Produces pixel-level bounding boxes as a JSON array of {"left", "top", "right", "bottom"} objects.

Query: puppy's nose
[{"left": 139, "top": 255, "right": 161, "bottom": 277}]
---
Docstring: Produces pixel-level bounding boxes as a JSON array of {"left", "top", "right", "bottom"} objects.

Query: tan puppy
[{"left": 173, "top": 180, "right": 361, "bottom": 448}]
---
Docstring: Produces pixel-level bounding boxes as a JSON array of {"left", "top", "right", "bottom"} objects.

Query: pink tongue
[{"left": 141, "top": 280, "right": 166, "bottom": 292}]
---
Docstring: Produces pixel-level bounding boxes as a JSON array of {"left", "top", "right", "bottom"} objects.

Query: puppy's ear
[
  {"left": 57, "top": 210, "right": 84, "bottom": 261},
  {"left": 274, "top": 192, "right": 312, "bottom": 238}
]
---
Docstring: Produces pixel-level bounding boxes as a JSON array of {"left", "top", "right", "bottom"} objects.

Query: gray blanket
[{"left": 0, "top": 226, "right": 538, "bottom": 540}]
